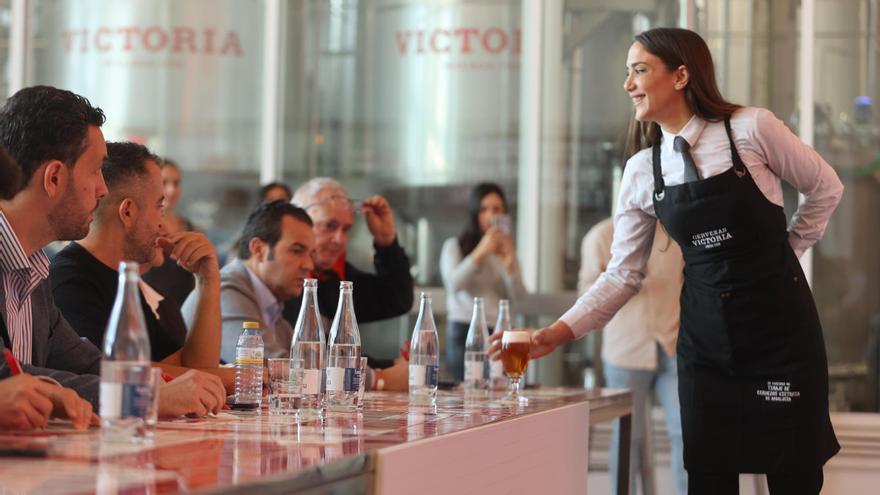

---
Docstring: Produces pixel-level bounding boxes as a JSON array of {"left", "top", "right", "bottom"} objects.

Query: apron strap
[
  {"left": 653, "top": 117, "right": 745, "bottom": 201},
  {"left": 652, "top": 140, "right": 665, "bottom": 200},
  {"left": 723, "top": 117, "right": 749, "bottom": 177}
]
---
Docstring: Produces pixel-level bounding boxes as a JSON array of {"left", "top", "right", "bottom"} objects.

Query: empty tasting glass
[
  {"left": 268, "top": 358, "right": 302, "bottom": 416},
  {"left": 145, "top": 368, "right": 163, "bottom": 437},
  {"left": 500, "top": 331, "right": 531, "bottom": 404}
]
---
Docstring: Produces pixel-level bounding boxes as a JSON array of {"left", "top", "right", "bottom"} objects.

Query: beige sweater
[{"left": 578, "top": 218, "right": 684, "bottom": 369}]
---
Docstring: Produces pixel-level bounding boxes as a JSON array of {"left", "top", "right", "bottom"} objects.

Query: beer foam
[{"left": 502, "top": 331, "right": 530, "bottom": 344}]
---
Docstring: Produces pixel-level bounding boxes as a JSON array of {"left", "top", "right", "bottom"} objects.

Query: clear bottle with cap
[
  {"left": 326, "top": 281, "right": 361, "bottom": 412},
  {"left": 409, "top": 291, "right": 439, "bottom": 405},
  {"left": 491, "top": 299, "right": 512, "bottom": 390},
  {"left": 463, "top": 297, "right": 489, "bottom": 397},
  {"left": 291, "top": 278, "right": 325, "bottom": 417},
  {"left": 101, "top": 261, "right": 152, "bottom": 442},
  {"left": 234, "top": 321, "right": 264, "bottom": 410}
]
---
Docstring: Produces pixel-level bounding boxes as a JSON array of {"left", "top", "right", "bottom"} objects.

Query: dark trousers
[
  {"left": 687, "top": 469, "right": 823, "bottom": 495},
  {"left": 445, "top": 321, "right": 470, "bottom": 382},
  {"left": 446, "top": 320, "right": 496, "bottom": 382}
]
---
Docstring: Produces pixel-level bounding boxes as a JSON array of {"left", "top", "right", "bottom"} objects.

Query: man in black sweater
[
  {"left": 284, "top": 178, "right": 414, "bottom": 337},
  {"left": 49, "top": 142, "right": 231, "bottom": 397}
]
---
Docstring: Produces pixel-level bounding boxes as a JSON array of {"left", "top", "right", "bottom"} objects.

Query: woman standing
[
  {"left": 441, "top": 183, "right": 526, "bottom": 381},
  {"left": 505, "top": 28, "right": 842, "bottom": 494}
]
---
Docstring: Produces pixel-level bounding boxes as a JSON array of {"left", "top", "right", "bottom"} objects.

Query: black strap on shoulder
[
  {"left": 652, "top": 140, "right": 665, "bottom": 199},
  {"left": 0, "top": 314, "right": 10, "bottom": 350},
  {"left": 723, "top": 117, "right": 749, "bottom": 177}
]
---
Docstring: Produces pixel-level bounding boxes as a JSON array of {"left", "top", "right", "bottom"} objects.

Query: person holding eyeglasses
[{"left": 285, "top": 178, "right": 414, "bottom": 354}]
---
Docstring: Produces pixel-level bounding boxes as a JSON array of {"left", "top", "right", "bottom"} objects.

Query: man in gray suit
[
  {"left": 184, "top": 201, "right": 315, "bottom": 363},
  {"left": 186, "top": 200, "right": 410, "bottom": 391},
  {"left": 0, "top": 86, "right": 225, "bottom": 418}
]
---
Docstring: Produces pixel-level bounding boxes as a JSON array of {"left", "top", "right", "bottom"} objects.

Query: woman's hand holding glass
[{"left": 488, "top": 321, "right": 577, "bottom": 361}]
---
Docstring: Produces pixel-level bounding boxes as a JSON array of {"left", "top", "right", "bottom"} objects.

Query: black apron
[{"left": 651, "top": 118, "right": 839, "bottom": 474}]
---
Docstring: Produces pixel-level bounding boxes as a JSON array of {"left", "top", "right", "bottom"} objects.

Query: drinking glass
[
  {"left": 356, "top": 357, "right": 367, "bottom": 412},
  {"left": 145, "top": 368, "right": 163, "bottom": 437},
  {"left": 268, "top": 358, "right": 302, "bottom": 416},
  {"left": 500, "top": 331, "right": 531, "bottom": 404}
]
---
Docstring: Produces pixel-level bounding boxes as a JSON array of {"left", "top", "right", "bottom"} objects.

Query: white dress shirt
[{"left": 561, "top": 107, "right": 844, "bottom": 338}]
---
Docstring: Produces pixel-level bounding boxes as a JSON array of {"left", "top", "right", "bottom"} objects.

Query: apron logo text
[
  {"left": 757, "top": 381, "right": 800, "bottom": 402},
  {"left": 691, "top": 227, "right": 733, "bottom": 249}
]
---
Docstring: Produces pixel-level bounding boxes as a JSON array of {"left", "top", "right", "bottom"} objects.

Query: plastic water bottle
[
  {"left": 409, "top": 292, "right": 439, "bottom": 405},
  {"left": 464, "top": 297, "right": 490, "bottom": 397},
  {"left": 291, "top": 278, "right": 325, "bottom": 418},
  {"left": 491, "top": 299, "right": 512, "bottom": 390},
  {"left": 326, "top": 281, "right": 361, "bottom": 412},
  {"left": 100, "top": 261, "right": 152, "bottom": 442},
  {"left": 234, "top": 321, "right": 264, "bottom": 410}
]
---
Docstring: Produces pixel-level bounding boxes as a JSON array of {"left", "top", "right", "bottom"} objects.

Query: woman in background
[
  {"left": 143, "top": 158, "right": 197, "bottom": 309},
  {"left": 440, "top": 182, "right": 526, "bottom": 381}
]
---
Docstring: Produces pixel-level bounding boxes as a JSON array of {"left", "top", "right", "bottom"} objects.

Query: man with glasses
[{"left": 285, "top": 179, "right": 414, "bottom": 354}]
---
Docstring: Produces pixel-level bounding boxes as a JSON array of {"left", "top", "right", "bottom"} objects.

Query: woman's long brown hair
[{"left": 623, "top": 28, "right": 742, "bottom": 160}]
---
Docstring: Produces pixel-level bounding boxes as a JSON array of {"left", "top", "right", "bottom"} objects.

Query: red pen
[{"left": 3, "top": 347, "right": 23, "bottom": 375}]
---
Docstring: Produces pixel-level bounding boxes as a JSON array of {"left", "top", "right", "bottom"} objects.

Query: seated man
[
  {"left": 284, "top": 178, "right": 414, "bottom": 338},
  {"left": 1, "top": 144, "right": 94, "bottom": 431},
  {"left": 49, "top": 142, "right": 228, "bottom": 385},
  {"left": 184, "top": 201, "right": 407, "bottom": 390},
  {"left": 0, "top": 85, "right": 223, "bottom": 416},
  {"left": 185, "top": 201, "right": 315, "bottom": 363}
]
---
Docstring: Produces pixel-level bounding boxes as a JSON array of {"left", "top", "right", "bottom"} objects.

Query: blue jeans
[{"left": 604, "top": 345, "right": 686, "bottom": 495}]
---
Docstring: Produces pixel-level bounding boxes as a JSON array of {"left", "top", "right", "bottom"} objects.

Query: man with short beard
[
  {"left": 0, "top": 141, "right": 94, "bottom": 430},
  {"left": 0, "top": 86, "right": 225, "bottom": 418},
  {"left": 50, "top": 142, "right": 225, "bottom": 380}
]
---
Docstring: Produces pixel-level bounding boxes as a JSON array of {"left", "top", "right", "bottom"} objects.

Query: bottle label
[
  {"left": 302, "top": 369, "right": 322, "bottom": 395},
  {"left": 346, "top": 368, "right": 360, "bottom": 392},
  {"left": 100, "top": 382, "right": 151, "bottom": 419},
  {"left": 409, "top": 364, "right": 439, "bottom": 387},
  {"left": 235, "top": 347, "right": 264, "bottom": 365},
  {"left": 464, "top": 360, "right": 485, "bottom": 382},
  {"left": 326, "top": 367, "right": 359, "bottom": 392}
]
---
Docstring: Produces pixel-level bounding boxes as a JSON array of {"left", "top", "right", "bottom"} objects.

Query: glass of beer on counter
[{"left": 500, "top": 330, "right": 531, "bottom": 404}]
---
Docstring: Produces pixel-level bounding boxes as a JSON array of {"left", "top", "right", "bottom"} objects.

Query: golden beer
[{"left": 500, "top": 331, "right": 531, "bottom": 378}]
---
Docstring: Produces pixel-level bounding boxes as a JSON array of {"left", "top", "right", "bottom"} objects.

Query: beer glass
[{"left": 500, "top": 331, "right": 531, "bottom": 404}]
